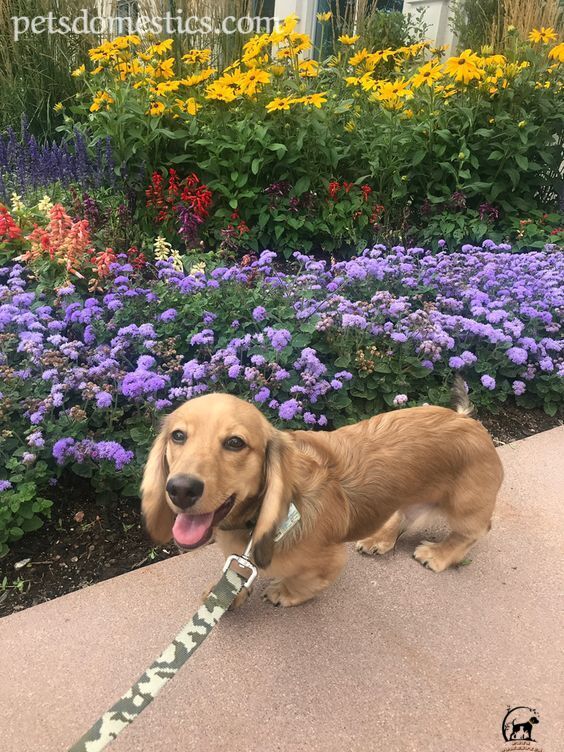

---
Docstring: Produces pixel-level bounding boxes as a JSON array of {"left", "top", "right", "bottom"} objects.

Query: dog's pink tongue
[{"left": 172, "top": 512, "right": 214, "bottom": 547}]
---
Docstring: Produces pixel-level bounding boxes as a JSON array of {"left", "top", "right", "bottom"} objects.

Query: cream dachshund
[{"left": 141, "top": 379, "right": 503, "bottom": 607}]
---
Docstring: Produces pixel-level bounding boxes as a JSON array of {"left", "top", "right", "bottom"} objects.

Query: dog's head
[{"left": 140, "top": 393, "right": 294, "bottom": 568}]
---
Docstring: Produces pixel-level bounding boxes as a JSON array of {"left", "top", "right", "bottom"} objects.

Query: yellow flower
[
  {"left": 411, "top": 61, "right": 443, "bottom": 88},
  {"left": 154, "top": 80, "right": 181, "bottom": 95},
  {"left": 483, "top": 54, "right": 506, "bottom": 67},
  {"left": 114, "top": 59, "right": 142, "bottom": 80},
  {"left": 176, "top": 97, "right": 200, "bottom": 116},
  {"left": 90, "top": 65, "right": 104, "bottom": 76},
  {"left": 345, "top": 75, "right": 361, "bottom": 87},
  {"left": 548, "top": 42, "right": 564, "bottom": 63},
  {"left": 270, "top": 64, "right": 286, "bottom": 77},
  {"left": 205, "top": 82, "right": 237, "bottom": 102},
  {"left": 71, "top": 64, "right": 85, "bottom": 77},
  {"left": 344, "top": 120, "right": 356, "bottom": 132},
  {"left": 375, "top": 78, "right": 413, "bottom": 102},
  {"left": 11, "top": 193, "right": 25, "bottom": 211},
  {"left": 518, "top": 120, "right": 526, "bottom": 128},
  {"left": 242, "top": 35, "right": 270, "bottom": 64},
  {"left": 238, "top": 68, "right": 271, "bottom": 95},
  {"left": 270, "top": 14, "right": 299, "bottom": 43},
  {"left": 349, "top": 48, "right": 370, "bottom": 67},
  {"left": 265, "top": 96, "right": 293, "bottom": 112},
  {"left": 147, "top": 100, "right": 165, "bottom": 116},
  {"left": 299, "top": 59, "right": 319, "bottom": 77},
  {"left": 37, "top": 195, "right": 53, "bottom": 215},
  {"left": 53, "top": 101, "right": 64, "bottom": 112},
  {"left": 182, "top": 49, "right": 212, "bottom": 65},
  {"left": 181, "top": 68, "right": 216, "bottom": 86},
  {"left": 316, "top": 11, "right": 332, "bottom": 22},
  {"left": 90, "top": 91, "right": 114, "bottom": 112},
  {"left": 444, "top": 50, "right": 483, "bottom": 84},
  {"left": 154, "top": 57, "right": 175, "bottom": 79},
  {"left": 529, "top": 27, "right": 557, "bottom": 44},
  {"left": 339, "top": 34, "right": 360, "bottom": 46},
  {"left": 301, "top": 92, "right": 327, "bottom": 108},
  {"left": 147, "top": 39, "right": 174, "bottom": 57},
  {"left": 430, "top": 44, "right": 448, "bottom": 58},
  {"left": 359, "top": 72, "right": 378, "bottom": 91}
]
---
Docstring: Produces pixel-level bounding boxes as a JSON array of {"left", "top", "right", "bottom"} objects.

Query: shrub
[
  {"left": 61, "top": 18, "right": 563, "bottom": 255},
  {"left": 1, "top": 241, "right": 562, "bottom": 548}
]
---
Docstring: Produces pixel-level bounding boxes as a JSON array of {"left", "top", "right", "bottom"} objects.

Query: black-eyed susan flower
[
  {"left": 339, "top": 34, "right": 360, "bottom": 46},
  {"left": 529, "top": 27, "right": 558, "bottom": 44}
]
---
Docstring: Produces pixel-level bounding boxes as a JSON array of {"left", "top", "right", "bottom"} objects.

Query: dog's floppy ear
[
  {"left": 253, "top": 431, "right": 294, "bottom": 569},
  {"left": 140, "top": 419, "right": 175, "bottom": 543}
]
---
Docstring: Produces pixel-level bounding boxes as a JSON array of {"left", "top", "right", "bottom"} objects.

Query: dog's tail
[{"left": 450, "top": 374, "right": 474, "bottom": 416}]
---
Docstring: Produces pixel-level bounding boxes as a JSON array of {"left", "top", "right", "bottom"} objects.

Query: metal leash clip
[{"left": 222, "top": 536, "right": 257, "bottom": 589}]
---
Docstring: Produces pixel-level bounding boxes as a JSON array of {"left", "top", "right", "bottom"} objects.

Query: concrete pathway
[{"left": 1, "top": 428, "right": 562, "bottom": 752}]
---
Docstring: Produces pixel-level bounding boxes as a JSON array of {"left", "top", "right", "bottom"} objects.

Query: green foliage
[
  {"left": 0, "top": 0, "right": 96, "bottom": 136},
  {"left": 449, "top": 0, "right": 500, "bottom": 51}
]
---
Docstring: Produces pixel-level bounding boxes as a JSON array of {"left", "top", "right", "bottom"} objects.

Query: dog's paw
[
  {"left": 229, "top": 587, "right": 252, "bottom": 611},
  {"left": 262, "top": 582, "right": 302, "bottom": 608},
  {"left": 355, "top": 538, "right": 395, "bottom": 556},
  {"left": 413, "top": 541, "right": 448, "bottom": 573}
]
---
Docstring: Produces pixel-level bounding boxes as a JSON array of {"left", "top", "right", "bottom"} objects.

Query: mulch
[{"left": 0, "top": 406, "right": 561, "bottom": 618}]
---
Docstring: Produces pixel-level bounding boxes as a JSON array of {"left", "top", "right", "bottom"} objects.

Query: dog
[
  {"left": 510, "top": 717, "right": 539, "bottom": 741},
  {"left": 141, "top": 378, "right": 503, "bottom": 607}
]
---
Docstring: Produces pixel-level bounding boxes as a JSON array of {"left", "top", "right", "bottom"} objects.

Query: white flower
[
  {"left": 153, "top": 235, "right": 184, "bottom": 271},
  {"left": 11, "top": 192, "right": 25, "bottom": 212},
  {"left": 37, "top": 195, "right": 53, "bottom": 215}
]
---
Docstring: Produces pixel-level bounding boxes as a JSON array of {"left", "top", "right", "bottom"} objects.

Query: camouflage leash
[{"left": 68, "top": 545, "right": 257, "bottom": 752}]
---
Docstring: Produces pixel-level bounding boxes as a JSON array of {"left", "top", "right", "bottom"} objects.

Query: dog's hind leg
[
  {"left": 355, "top": 510, "right": 405, "bottom": 556},
  {"left": 263, "top": 544, "right": 347, "bottom": 607},
  {"left": 413, "top": 488, "right": 496, "bottom": 572}
]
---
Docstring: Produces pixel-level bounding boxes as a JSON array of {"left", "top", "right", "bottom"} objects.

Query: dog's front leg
[{"left": 263, "top": 544, "right": 347, "bottom": 607}]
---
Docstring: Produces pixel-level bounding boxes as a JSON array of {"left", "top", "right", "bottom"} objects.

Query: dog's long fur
[{"left": 141, "top": 383, "right": 503, "bottom": 607}]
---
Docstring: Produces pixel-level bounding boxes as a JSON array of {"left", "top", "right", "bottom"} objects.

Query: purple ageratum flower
[
  {"left": 155, "top": 399, "right": 173, "bottom": 410},
  {"left": 96, "top": 391, "right": 113, "bottom": 408},
  {"left": 268, "top": 328, "right": 292, "bottom": 352},
  {"left": 27, "top": 431, "right": 45, "bottom": 448},
  {"left": 341, "top": 313, "right": 368, "bottom": 330},
  {"left": 317, "top": 415, "right": 328, "bottom": 427},
  {"left": 448, "top": 356, "right": 465, "bottom": 369},
  {"left": 506, "top": 347, "right": 528, "bottom": 365},
  {"left": 512, "top": 380, "right": 526, "bottom": 396},
  {"left": 461, "top": 351, "right": 477, "bottom": 366},
  {"left": 279, "top": 399, "right": 300, "bottom": 421},
  {"left": 254, "top": 387, "right": 270, "bottom": 403},
  {"left": 190, "top": 329, "right": 214, "bottom": 346},
  {"left": 303, "top": 412, "right": 317, "bottom": 425},
  {"left": 22, "top": 452, "right": 36, "bottom": 465},
  {"left": 393, "top": 394, "right": 408, "bottom": 406},
  {"left": 159, "top": 308, "right": 177, "bottom": 323},
  {"left": 0, "top": 480, "right": 13, "bottom": 492},
  {"left": 481, "top": 374, "right": 496, "bottom": 390},
  {"left": 53, "top": 437, "right": 76, "bottom": 464},
  {"left": 252, "top": 306, "right": 267, "bottom": 322},
  {"left": 539, "top": 357, "right": 554, "bottom": 372},
  {"left": 227, "top": 364, "right": 241, "bottom": 379},
  {"left": 137, "top": 355, "right": 156, "bottom": 369}
]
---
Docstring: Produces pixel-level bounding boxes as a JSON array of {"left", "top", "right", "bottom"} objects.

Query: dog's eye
[
  {"left": 224, "top": 436, "right": 246, "bottom": 451},
  {"left": 171, "top": 430, "right": 187, "bottom": 444}
]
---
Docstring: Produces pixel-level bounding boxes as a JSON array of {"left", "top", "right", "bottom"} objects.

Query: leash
[{"left": 68, "top": 540, "right": 257, "bottom": 752}]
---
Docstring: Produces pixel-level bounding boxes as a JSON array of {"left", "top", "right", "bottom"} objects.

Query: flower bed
[
  {"left": 54, "top": 19, "right": 564, "bottom": 254},
  {"left": 1, "top": 242, "right": 562, "bottom": 554}
]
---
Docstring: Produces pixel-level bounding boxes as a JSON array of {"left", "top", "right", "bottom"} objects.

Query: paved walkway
[{"left": 1, "top": 427, "right": 562, "bottom": 752}]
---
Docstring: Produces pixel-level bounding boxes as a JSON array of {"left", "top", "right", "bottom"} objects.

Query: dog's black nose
[{"left": 166, "top": 475, "right": 204, "bottom": 509}]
